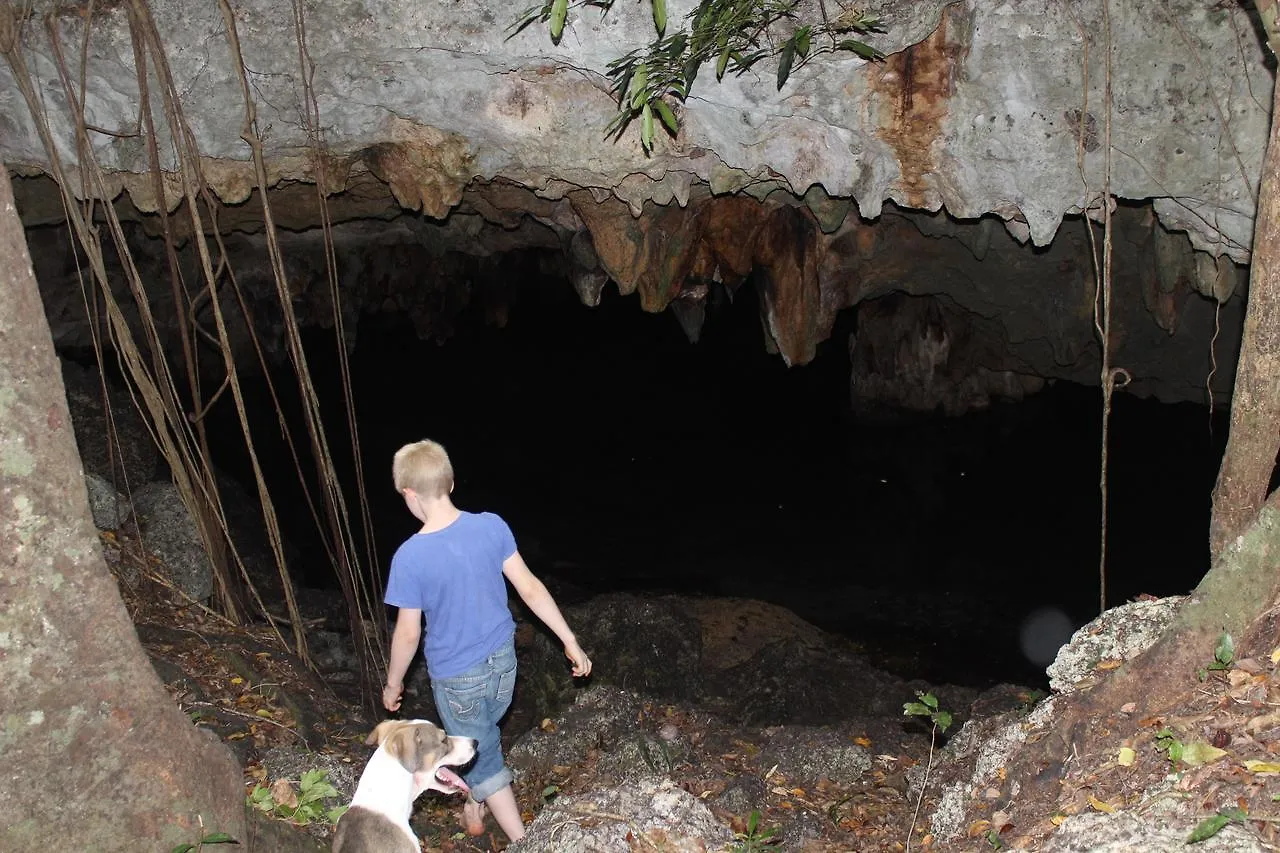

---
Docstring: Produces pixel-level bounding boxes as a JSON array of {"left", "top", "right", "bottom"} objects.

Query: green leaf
[
  {"left": 747, "top": 810, "right": 761, "bottom": 834},
  {"left": 837, "top": 39, "right": 884, "bottom": 60},
  {"left": 603, "top": 108, "right": 632, "bottom": 140},
  {"left": 248, "top": 785, "right": 274, "bottom": 811},
  {"left": 683, "top": 57, "right": 700, "bottom": 88},
  {"left": 795, "top": 26, "right": 811, "bottom": 57},
  {"left": 653, "top": 99, "right": 678, "bottom": 135},
  {"left": 200, "top": 833, "right": 238, "bottom": 844},
  {"left": 507, "top": 3, "right": 552, "bottom": 37},
  {"left": 716, "top": 46, "right": 729, "bottom": 80},
  {"left": 920, "top": 692, "right": 939, "bottom": 710},
  {"left": 652, "top": 0, "right": 666, "bottom": 37},
  {"left": 1214, "top": 631, "right": 1235, "bottom": 667},
  {"left": 549, "top": 0, "right": 568, "bottom": 42},
  {"left": 934, "top": 710, "right": 954, "bottom": 732},
  {"left": 300, "top": 768, "right": 327, "bottom": 790},
  {"left": 172, "top": 846, "right": 195, "bottom": 853},
  {"left": 904, "top": 702, "right": 931, "bottom": 717},
  {"left": 629, "top": 63, "right": 649, "bottom": 109},
  {"left": 666, "top": 32, "right": 686, "bottom": 60},
  {"left": 327, "top": 805, "right": 349, "bottom": 824},
  {"left": 1180, "top": 741, "right": 1228, "bottom": 767},
  {"left": 1186, "top": 809, "right": 1245, "bottom": 843},
  {"left": 642, "top": 102, "right": 655, "bottom": 152},
  {"left": 776, "top": 39, "right": 795, "bottom": 90},
  {"left": 1155, "top": 729, "right": 1185, "bottom": 764}
]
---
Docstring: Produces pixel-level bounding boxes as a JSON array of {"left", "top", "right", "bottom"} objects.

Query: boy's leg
[
  {"left": 432, "top": 640, "right": 520, "bottom": 838},
  {"left": 483, "top": 784, "right": 525, "bottom": 841}
]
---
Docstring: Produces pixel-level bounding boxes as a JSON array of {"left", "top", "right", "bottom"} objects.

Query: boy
[{"left": 381, "top": 439, "right": 591, "bottom": 842}]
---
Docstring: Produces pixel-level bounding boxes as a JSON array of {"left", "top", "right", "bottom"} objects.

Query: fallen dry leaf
[
  {"left": 1088, "top": 795, "right": 1116, "bottom": 814},
  {"left": 968, "top": 819, "right": 992, "bottom": 837},
  {"left": 270, "top": 778, "right": 298, "bottom": 810},
  {"left": 1248, "top": 712, "right": 1280, "bottom": 734},
  {"left": 1244, "top": 760, "right": 1280, "bottom": 774}
]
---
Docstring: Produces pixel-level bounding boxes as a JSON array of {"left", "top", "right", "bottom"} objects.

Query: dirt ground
[{"left": 108, "top": 523, "right": 1280, "bottom": 852}]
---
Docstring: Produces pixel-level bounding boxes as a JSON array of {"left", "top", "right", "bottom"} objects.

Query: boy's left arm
[
  {"left": 503, "top": 552, "right": 592, "bottom": 677},
  {"left": 383, "top": 607, "right": 423, "bottom": 712}
]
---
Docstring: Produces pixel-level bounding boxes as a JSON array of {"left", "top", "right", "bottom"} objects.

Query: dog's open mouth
[{"left": 435, "top": 766, "right": 469, "bottom": 794}]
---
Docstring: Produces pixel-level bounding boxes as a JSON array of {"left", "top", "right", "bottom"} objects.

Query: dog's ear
[
  {"left": 366, "top": 720, "right": 400, "bottom": 747},
  {"left": 384, "top": 722, "right": 446, "bottom": 774}
]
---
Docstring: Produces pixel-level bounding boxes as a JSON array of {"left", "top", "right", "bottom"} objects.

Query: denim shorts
[{"left": 431, "top": 637, "right": 517, "bottom": 802}]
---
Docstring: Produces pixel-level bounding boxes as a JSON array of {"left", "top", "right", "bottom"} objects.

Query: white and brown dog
[{"left": 332, "top": 720, "right": 476, "bottom": 853}]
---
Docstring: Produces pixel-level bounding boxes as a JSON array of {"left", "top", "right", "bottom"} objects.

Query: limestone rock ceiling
[{"left": 3, "top": 0, "right": 1270, "bottom": 410}]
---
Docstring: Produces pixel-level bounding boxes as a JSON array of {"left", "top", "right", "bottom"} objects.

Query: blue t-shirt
[{"left": 385, "top": 511, "right": 518, "bottom": 679}]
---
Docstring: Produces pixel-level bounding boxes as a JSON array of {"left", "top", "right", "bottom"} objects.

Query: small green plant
[
  {"left": 903, "top": 692, "right": 954, "bottom": 853},
  {"left": 172, "top": 831, "right": 238, "bottom": 853},
  {"left": 730, "top": 809, "right": 780, "bottom": 850},
  {"left": 247, "top": 768, "right": 348, "bottom": 827},
  {"left": 904, "top": 691, "right": 953, "bottom": 734},
  {"left": 1198, "top": 630, "right": 1235, "bottom": 680},
  {"left": 1187, "top": 807, "right": 1247, "bottom": 844},
  {"left": 1154, "top": 727, "right": 1185, "bottom": 766}
]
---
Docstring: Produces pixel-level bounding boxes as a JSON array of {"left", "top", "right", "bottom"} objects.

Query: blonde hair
[{"left": 392, "top": 439, "right": 454, "bottom": 498}]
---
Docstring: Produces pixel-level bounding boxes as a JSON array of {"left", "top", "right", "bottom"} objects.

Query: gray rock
[
  {"left": 927, "top": 698, "right": 1061, "bottom": 842},
  {"left": 509, "top": 778, "right": 733, "bottom": 853},
  {"left": 594, "top": 730, "right": 691, "bottom": 785},
  {"left": 1047, "top": 597, "right": 1186, "bottom": 693},
  {"left": 715, "top": 779, "right": 766, "bottom": 821},
  {"left": 522, "top": 594, "right": 702, "bottom": 719},
  {"left": 755, "top": 725, "right": 871, "bottom": 787},
  {"left": 1041, "top": 811, "right": 1263, "bottom": 853},
  {"left": 509, "top": 685, "right": 644, "bottom": 779},
  {"left": 703, "top": 636, "right": 909, "bottom": 725},
  {"left": 83, "top": 471, "right": 130, "bottom": 530},
  {"left": 259, "top": 745, "right": 362, "bottom": 806},
  {"left": 308, "top": 630, "right": 360, "bottom": 678},
  {"left": 131, "top": 481, "right": 215, "bottom": 602},
  {"left": 60, "top": 359, "right": 162, "bottom": 486}
]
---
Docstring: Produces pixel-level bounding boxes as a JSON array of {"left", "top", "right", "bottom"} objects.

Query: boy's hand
[
  {"left": 382, "top": 682, "right": 404, "bottom": 712},
  {"left": 564, "top": 641, "right": 592, "bottom": 678}
]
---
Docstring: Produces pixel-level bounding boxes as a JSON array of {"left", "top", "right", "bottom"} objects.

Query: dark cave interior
[{"left": 176, "top": 249, "right": 1232, "bottom": 691}]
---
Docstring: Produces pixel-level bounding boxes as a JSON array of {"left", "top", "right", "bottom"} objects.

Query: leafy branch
[
  {"left": 511, "top": 0, "right": 885, "bottom": 153},
  {"left": 904, "top": 692, "right": 953, "bottom": 852}
]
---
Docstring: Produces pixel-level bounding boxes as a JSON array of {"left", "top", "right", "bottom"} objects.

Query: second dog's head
[{"left": 366, "top": 719, "right": 477, "bottom": 797}]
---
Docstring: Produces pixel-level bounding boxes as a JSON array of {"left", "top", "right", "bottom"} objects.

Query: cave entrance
[{"left": 202, "top": 247, "right": 1225, "bottom": 689}]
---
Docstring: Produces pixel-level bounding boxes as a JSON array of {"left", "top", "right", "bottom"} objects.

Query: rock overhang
[
  {"left": 2, "top": 0, "right": 1270, "bottom": 411},
  {"left": 2, "top": 0, "right": 1268, "bottom": 257}
]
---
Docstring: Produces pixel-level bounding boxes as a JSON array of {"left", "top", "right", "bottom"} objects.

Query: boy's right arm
[
  {"left": 383, "top": 607, "right": 423, "bottom": 712},
  {"left": 502, "top": 552, "right": 592, "bottom": 678}
]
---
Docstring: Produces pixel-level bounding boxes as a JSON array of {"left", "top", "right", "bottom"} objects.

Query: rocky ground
[
  {"left": 104, "top": 518, "right": 1045, "bottom": 852},
  {"left": 105, "top": 512, "right": 1280, "bottom": 852}
]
